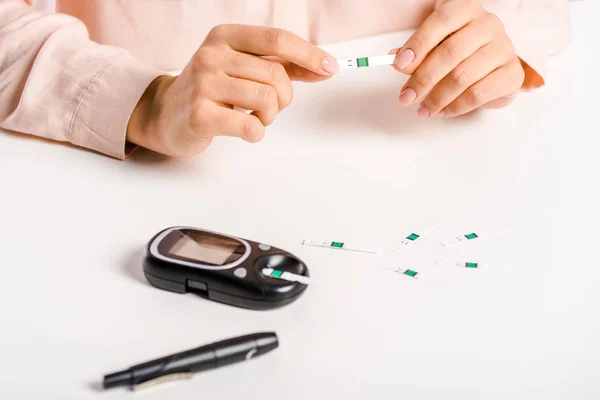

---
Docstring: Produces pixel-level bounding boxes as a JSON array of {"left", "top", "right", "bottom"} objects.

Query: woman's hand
[
  {"left": 392, "top": 0, "right": 525, "bottom": 118},
  {"left": 127, "top": 24, "right": 339, "bottom": 157}
]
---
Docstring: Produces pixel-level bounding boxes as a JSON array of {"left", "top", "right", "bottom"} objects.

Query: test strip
[
  {"left": 337, "top": 55, "right": 396, "bottom": 70},
  {"left": 302, "top": 240, "right": 380, "bottom": 254},
  {"left": 380, "top": 263, "right": 448, "bottom": 288},
  {"left": 262, "top": 268, "right": 310, "bottom": 285},
  {"left": 439, "top": 229, "right": 507, "bottom": 247},
  {"left": 390, "top": 221, "right": 440, "bottom": 252},
  {"left": 437, "top": 261, "right": 493, "bottom": 270}
]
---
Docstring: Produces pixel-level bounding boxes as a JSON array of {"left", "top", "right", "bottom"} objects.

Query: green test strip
[
  {"left": 262, "top": 268, "right": 310, "bottom": 285},
  {"left": 391, "top": 221, "right": 440, "bottom": 252},
  {"left": 440, "top": 229, "right": 507, "bottom": 247},
  {"left": 302, "top": 240, "right": 380, "bottom": 254},
  {"left": 381, "top": 263, "right": 448, "bottom": 288},
  {"left": 337, "top": 55, "right": 396, "bottom": 70},
  {"left": 437, "top": 261, "right": 492, "bottom": 270},
  {"left": 357, "top": 57, "right": 369, "bottom": 67}
]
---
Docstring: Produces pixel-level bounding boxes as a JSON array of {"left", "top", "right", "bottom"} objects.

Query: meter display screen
[{"left": 159, "top": 229, "right": 246, "bottom": 266}]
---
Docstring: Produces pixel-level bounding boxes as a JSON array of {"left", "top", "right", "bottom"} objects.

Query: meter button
[
  {"left": 258, "top": 243, "right": 271, "bottom": 251},
  {"left": 234, "top": 268, "right": 247, "bottom": 279}
]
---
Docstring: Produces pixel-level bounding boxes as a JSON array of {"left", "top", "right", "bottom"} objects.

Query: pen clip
[{"left": 133, "top": 372, "right": 193, "bottom": 392}]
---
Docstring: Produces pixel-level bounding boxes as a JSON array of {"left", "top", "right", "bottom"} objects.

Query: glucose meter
[{"left": 143, "top": 227, "right": 310, "bottom": 310}]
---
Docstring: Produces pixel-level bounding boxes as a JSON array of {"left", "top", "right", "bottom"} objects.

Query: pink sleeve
[
  {"left": 435, "top": 0, "right": 571, "bottom": 89},
  {"left": 0, "top": 0, "right": 165, "bottom": 159}
]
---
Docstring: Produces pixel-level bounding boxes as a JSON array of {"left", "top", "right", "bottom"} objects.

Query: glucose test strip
[
  {"left": 380, "top": 263, "right": 448, "bottom": 288},
  {"left": 439, "top": 229, "right": 507, "bottom": 247},
  {"left": 437, "top": 261, "right": 493, "bottom": 270},
  {"left": 390, "top": 221, "right": 440, "bottom": 252},
  {"left": 302, "top": 240, "right": 380, "bottom": 254},
  {"left": 337, "top": 55, "right": 397, "bottom": 70},
  {"left": 262, "top": 268, "right": 310, "bottom": 285}
]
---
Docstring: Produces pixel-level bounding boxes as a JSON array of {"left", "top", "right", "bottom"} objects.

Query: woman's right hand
[{"left": 127, "top": 24, "right": 339, "bottom": 157}]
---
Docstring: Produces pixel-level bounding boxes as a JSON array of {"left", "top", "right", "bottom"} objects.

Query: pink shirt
[{"left": 0, "top": 0, "right": 571, "bottom": 159}]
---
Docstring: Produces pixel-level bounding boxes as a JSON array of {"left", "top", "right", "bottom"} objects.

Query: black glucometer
[{"left": 143, "top": 227, "right": 310, "bottom": 310}]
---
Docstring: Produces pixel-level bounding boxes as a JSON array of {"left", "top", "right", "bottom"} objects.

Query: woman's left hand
[{"left": 392, "top": 0, "right": 525, "bottom": 118}]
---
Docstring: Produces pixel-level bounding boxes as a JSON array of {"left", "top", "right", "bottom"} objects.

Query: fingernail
[
  {"left": 417, "top": 104, "right": 431, "bottom": 118},
  {"left": 398, "top": 88, "right": 417, "bottom": 106},
  {"left": 388, "top": 48, "right": 400, "bottom": 55},
  {"left": 322, "top": 57, "right": 339, "bottom": 75},
  {"left": 394, "top": 49, "right": 415, "bottom": 70},
  {"left": 437, "top": 110, "right": 446, "bottom": 117}
]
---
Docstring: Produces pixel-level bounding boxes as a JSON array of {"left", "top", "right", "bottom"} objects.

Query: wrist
[{"left": 126, "top": 75, "right": 175, "bottom": 152}]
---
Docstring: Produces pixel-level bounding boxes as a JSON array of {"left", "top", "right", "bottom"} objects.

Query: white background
[{"left": 1, "top": 1, "right": 599, "bottom": 399}]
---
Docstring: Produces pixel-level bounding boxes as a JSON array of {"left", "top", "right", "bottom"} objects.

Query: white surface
[{"left": 1, "top": 2, "right": 599, "bottom": 399}]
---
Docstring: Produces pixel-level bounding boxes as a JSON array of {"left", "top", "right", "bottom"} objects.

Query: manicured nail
[
  {"left": 322, "top": 57, "right": 339, "bottom": 75},
  {"left": 388, "top": 48, "right": 400, "bottom": 55},
  {"left": 437, "top": 110, "right": 446, "bottom": 117},
  {"left": 394, "top": 49, "right": 415, "bottom": 70},
  {"left": 398, "top": 88, "right": 417, "bottom": 106},
  {"left": 417, "top": 104, "right": 431, "bottom": 118}
]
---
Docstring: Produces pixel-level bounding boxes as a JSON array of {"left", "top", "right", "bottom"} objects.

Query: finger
[
  {"left": 420, "top": 39, "right": 516, "bottom": 116},
  {"left": 398, "top": 14, "right": 503, "bottom": 107},
  {"left": 191, "top": 103, "right": 266, "bottom": 143},
  {"left": 262, "top": 56, "right": 332, "bottom": 83},
  {"left": 206, "top": 24, "right": 339, "bottom": 76},
  {"left": 392, "top": 0, "right": 486, "bottom": 74},
  {"left": 441, "top": 60, "right": 525, "bottom": 117},
  {"left": 209, "top": 76, "right": 279, "bottom": 126},
  {"left": 222, "top": 52, "right": 294, "bottom": 110},
  {"left": 280, "top": 60, "right": 333, "bottom": 82},
  {"left": 482, "top": 92, "right": 518, "bottom": 109}
]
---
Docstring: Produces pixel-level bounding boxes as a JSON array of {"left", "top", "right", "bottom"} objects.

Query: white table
[{"left": 1, "top": 2, "right": 599, "bottom": 399}]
